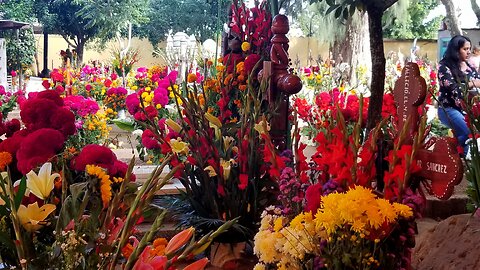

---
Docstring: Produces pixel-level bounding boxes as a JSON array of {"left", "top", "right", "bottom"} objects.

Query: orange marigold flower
[
  {"left": 122, "top": 243, "right": 134, "bottom": 258},
  {"left": 153, "top": 237, "right": 168, "bottom": 247},
  {"left": 218, "top": 57, "right": 223, "bottom": 64},
  {"left": 224, "top": 74, "right": 233, "bottom": 85},
  {"left": 0, "top": 152, "right": 12, "bottom": 170},
  {"left": 237, "top": 75, "right": 245, "bottom": 82},
  {"left": 187, "top": 73, "right": 197, "bottom": 83},
  {"left": 238, "top": 84, "right": 247, "bottom": 91},
  {"left": 207, "top": 60, "right": 213, "bottom": 66}
]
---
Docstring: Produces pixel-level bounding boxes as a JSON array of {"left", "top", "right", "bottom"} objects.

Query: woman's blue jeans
[{"left": 438, "top": 107, "right": 470, "bottom": 154}]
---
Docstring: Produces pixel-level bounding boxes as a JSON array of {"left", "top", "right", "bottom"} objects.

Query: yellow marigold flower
[
  {"left": 273, "top": 217, "right": 284, "bottom": 232},
  {"left": 145, "top": 86, "right": 151, "bottom": 92},
  {"left": 187, "top": 73, "right": 197, "bottom": 83},
  {"left": 17, "top": 202, "right": 56, "bottom": 232},
  {"left": 132, "top": 85, "right": 138, "bottom": 91},
  {"left": 241, "top": 41, "right": 251, "bottom": 52},
  {"left": 236, "top": 62, "right": 245, "bottom": 73},
  {"left": 0, "top": 152, "right": 12, "bottom": 170}
]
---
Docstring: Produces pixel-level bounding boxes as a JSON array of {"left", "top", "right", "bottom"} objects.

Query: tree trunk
[
  {"left": 76, "top": 41, "right": 84, "bottom": 67},
  {"left": 470, "top": 0, "right": 480, "bottom": 27},
  {"left": 365, "top": 6, "right": 386, "bottom": 131},
  {"left": 440, "top": 0, "right": 462, "bottom": 36},
  {"left": 332, "top": 11, "right": 371, "bottom": 86}
]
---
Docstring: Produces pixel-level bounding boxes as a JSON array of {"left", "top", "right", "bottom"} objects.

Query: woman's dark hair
[{"left": 440, "top": 35, "right": 472, "bottom": 80}]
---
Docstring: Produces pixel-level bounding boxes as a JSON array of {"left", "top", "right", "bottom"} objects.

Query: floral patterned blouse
[{"left": 438, "top": 62, "right": 480, "bottom": 111}]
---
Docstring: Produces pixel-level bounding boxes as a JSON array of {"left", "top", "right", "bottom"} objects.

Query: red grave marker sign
[
  {"left": 393, "top": 63, "right": 463, "bottom": 200},
  {"left": 416, "top": 138, "right": 464, "bottom": 200}
]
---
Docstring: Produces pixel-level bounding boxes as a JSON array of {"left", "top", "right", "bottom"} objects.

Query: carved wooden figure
[{"left": 265, "top": 14, "right": 302, "bottom": 150}]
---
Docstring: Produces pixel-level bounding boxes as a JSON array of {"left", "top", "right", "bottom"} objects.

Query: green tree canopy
[
  {"left": 0, "top": 0, "right": 36, "bottom": 73},
  {"left": 383, "top": 0, "right": 442, "bottom": 39}
]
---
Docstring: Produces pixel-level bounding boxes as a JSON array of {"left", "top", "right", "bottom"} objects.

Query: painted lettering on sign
[{"left": 417, "top": 160, "right": 447, "bottom": 174}]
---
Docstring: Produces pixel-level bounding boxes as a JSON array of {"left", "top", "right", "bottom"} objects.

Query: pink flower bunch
[
  {"left": 126, "top": 70, "right": 178, "bottom": 120},
  {"left": 64, "top": 95, "right": 100, "bottom": 118},
  {"left": 106, "top": 87, "right": 128, "bottom": 96},
  {"left": 135, "top": 67, "right": 148, "bottom": 79}
]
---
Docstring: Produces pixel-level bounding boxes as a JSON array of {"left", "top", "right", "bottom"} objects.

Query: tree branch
[
  {"left": 60, "top": 32, "right": 77, "bottom": 49},
  {"left": 471, "top": 0, "right": 480, "bottom": 26},
  {"left": 440, "top": 0, "right": 462, "bottom": 36}
]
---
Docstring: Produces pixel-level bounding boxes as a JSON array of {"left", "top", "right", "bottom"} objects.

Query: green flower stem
[
  {"left": 108, "top": 156, "right": 174, "bottom": 270},
  {"left": 3, "top": 170, "right": 26, "bottom": 269},
  {"left": 124, "top": 210, "right": 167, "bottom": 270}
]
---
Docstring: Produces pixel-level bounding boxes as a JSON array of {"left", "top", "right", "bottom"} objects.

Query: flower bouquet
[
  {"left": 253, "top": 80, "right": 430, "bottom": 269},
  {"left": 103, "top": 87, "right": 128, "bottom": 120},
  {"left": 0, "top": 85, "right": 18, "bottom": 120},
  {"left": 0, "top": 89, "right": 234, "bottom": 269}
]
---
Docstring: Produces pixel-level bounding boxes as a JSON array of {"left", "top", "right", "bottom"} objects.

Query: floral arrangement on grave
[
  {"left": 0, "top": 85, "right": 19, "bottom": 120},
  {"left": 112, "top": 48, "right": 139, "bottom": 78},
  {"left": 127, "top": 0, "right": 277, "bottom": 244},
  {"left": 127, "top": 56, "right": 277, "bottom": 242},
  {"left": 103, "top": 86, "right": 128, "bottom": 120},
  {"left": 72, "top": 70, "right": 120, "bottom": 104},
  {"left": 63, "top": 94, "right": 111, "bottom": 149},
  {"left": 254, "top": 72, "right": 431, "bottom": 269},
  {"left": 0, "top": 89, "right": 232, "bottom": 269}
]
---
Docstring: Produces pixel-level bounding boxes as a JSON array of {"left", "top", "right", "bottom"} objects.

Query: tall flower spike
[{"left": 26, "top": 162, "right": 60, "bottom": 200}]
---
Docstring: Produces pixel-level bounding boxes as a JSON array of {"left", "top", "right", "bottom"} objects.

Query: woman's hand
[{"left": 469, "top": 79, "right": 480, "bottom": 89}]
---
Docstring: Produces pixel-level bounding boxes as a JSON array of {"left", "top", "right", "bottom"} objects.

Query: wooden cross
[{"left": 393, "top": 62, "right": 463, "bottom": 200}]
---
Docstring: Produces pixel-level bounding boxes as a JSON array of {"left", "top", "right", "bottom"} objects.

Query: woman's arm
[{"left": 438, "top": 64, "right": 463, "bottom": 93}]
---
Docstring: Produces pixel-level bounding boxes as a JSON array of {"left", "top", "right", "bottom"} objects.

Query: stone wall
[{"left": 32, "top": 35, "right": 438, "bottom": 73}]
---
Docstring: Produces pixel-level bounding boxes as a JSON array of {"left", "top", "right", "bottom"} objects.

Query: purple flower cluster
[
  {"left": 321, "top": 179, "right": 345, "bottom": 196},
  {"left": 401, "top": 188, "right": 426, "bottom": 219},
  {"left": 278, "top": 166, "right": 307, "bottom": 215}
]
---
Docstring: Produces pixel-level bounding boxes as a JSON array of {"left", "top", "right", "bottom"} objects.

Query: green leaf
[
  {"left": 342, "top": 7, "right": 349, "bottom": 20},
  {"left": 14, "top": 176, "right": 26, "bottom": 210},
  {"left": 326, "top": 0, "right": 336, "bottom": 6},
  {"left": 326, "top": 4, "right": 338, "bottom": 15},
  {"left": 349, "top": 4, "right": 356, "bottom": 16},
  {"left": 0, "top": 230, "right": 15, "bottom": 250},
  {"left": 112, "top": 118, "right": 135, "bottom": 132},
  {"left": 334, "top": 6, "right": 343, "bottom": 18}
]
